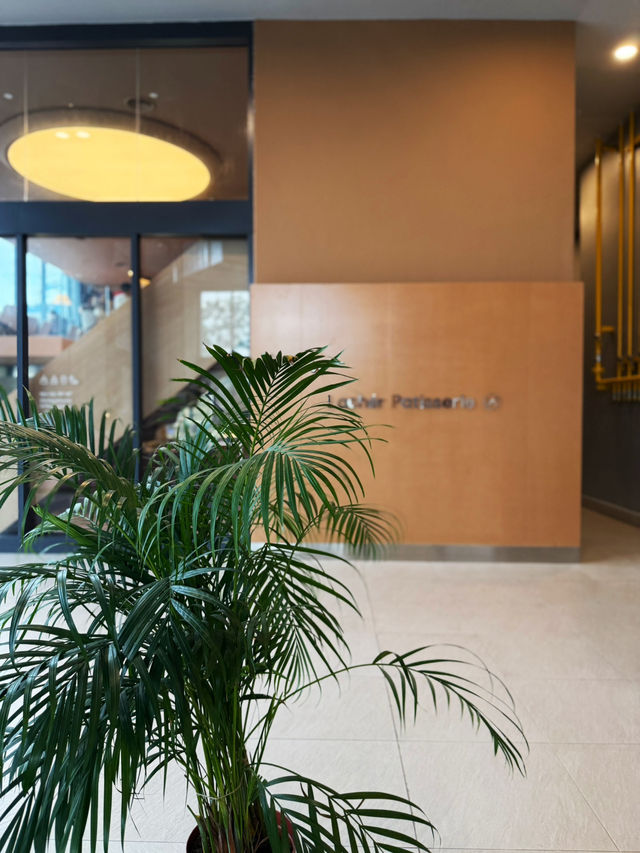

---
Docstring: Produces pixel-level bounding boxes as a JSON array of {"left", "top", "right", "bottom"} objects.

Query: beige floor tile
[
  {"left": 260, "top": 738, "right": 408, "bottom": 797},
  {"left": 3, "top": 508, "right": 639, "bottom": 851},
  {"left": 320, "top": 557, "right": 375, "bottom": 625},
  {"left": 105, "top": 762, "right": 196, "bottom": 844},
  {"left": 400, "top": 741, "right": 615, "bottom": 851},
  {"left": 260, "top": 738, "right": 418, "bottom": 844},
  {"left": 515, "top": 678, "right": 640, "bottom": 743},
  {"left": 587, "top": 622, "right": 640, "bottom": 678},
  {"left": 81, "top": 844, "right": 186, "bottom": 852},
  {"left": 335, "top": 624, "right": 382, "bottom": 664},
  {"left": 557, "top": 744, "right": 640, "bottom": 851},
  {"left": 375, "top": 631, "right": 539, "bottom": 744},
  {"left": 476, "top": 630, "right": 620, "bottom": 681},
  {"left": 580, "top": 509, "right": 640, "bottom": 578},
  {"left": 363, "top": 564, "right": 599, "bottom": 638},
  {"left": 576, "top": 580, "right": 640, "bottom": 635},
  {"left": 267, "top": 672, "right": 397, "bottom": 741}
]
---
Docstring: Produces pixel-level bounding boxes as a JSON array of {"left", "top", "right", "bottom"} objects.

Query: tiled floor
[{"left": 5, "top": 508, "right": 640, "bottom": 851}]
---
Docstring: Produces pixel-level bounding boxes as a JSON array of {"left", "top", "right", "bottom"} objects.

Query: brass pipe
[
  {"left": 594, "top": 138, "right": 604, "bottom": 386},
  {"left": 629, "top": 112, "right": 635, "bottom": 358},
  {"left": 597, "top": 373, "right": 640, "bottom": 385},
  {"left": 618, "top": 124, "right": 625, "bottom": 361}
]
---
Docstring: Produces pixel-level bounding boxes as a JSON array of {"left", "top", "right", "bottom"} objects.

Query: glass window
[
  {"left": 26, "top": 236, "right": 133, "bottom": 521},
  {"left": 140, "top": 237, "right": 249, "bottom": 448},
  {"left": 0, "top": 237, "right": 18, "bottom": 535},
  {"left": 0, "top": 46, "right": 249, "bottom": 202},
  {"left": 27, "top": 237, "right": 133, "bottom": 430}
]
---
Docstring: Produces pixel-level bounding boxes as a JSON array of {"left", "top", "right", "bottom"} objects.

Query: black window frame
[{"left": 0, "top": 22, "right": 254, "bottom": 550}]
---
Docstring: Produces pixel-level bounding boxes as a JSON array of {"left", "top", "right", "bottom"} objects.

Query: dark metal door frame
[{"left": 0, "top": 22, "right": 253, "bottom": 550}]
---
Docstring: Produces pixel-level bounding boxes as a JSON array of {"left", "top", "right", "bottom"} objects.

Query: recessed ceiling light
[
  {"left": 148, "top": 92, "right": 159, "bottom": 99},
  {"left": 614, "top": 43, "right": 639, "bottom": 62},
  {"left": 7, "top": 125, "right": 211, "bottom": 202},
  {"left": 2, "top": 93, "right": 13, "bottom": 101},
  {"left": 0, "top": 108, "right": 219, "bottom": 202}
]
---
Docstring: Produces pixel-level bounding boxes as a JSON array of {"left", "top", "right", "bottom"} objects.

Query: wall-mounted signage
[
  {"left": 37, "top": 372, "right": 81, "bottom": 412},
  {"left": 327, "top": 393, "right": 502, "bottom": 411}
]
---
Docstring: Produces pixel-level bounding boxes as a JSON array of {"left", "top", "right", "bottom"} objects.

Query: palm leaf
[{"left": 0, "top": 348, "right": 526, "bottom": 853}]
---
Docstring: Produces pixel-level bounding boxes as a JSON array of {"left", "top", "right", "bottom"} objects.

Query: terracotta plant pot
[{"left": 186, "top": 813, "right": 295, "bottom": 853}]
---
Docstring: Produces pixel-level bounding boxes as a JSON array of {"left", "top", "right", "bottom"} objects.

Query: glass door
[
  {"left": 139, "top": 236, "right": 249, "bottom": 450},
  {"left": 1, "top": 234, "right": 249, "bottom": 541},
  {"left": 0, "top": 238, "right": 19, "bottom": 537},
  {"left": 27, "top": 236, "right": 133, "bottom": 431},
  {"left": 23, "top": 236, "right": 133, "bottom": 523}
]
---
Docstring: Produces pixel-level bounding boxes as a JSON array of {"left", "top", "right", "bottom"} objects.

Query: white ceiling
[
  {"left": 0, "top": 0, "right": 639, "bottom": 168},
  {"left": 0, "top": 0, "right": 635, "bottom": 25}
]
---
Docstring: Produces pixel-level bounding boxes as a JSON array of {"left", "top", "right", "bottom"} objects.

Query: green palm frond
[
  {"left": 261, "top": 769, "right": 435, "bottom": 853},
  {"left": 0, "top": 348, "right": 526, "bottom": 853}
]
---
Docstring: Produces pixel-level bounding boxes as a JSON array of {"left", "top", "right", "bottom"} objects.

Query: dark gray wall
[{"left": 581, "top": 148, "right": 640, "bottom": 513}]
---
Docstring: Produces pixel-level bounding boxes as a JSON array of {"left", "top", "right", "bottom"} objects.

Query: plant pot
[{"left": 186, "top": 813, "right": 295, "bottom": 853}]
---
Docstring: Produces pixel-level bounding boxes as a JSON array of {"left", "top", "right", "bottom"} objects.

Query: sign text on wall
[{"left": 327, "top": 393, "right": 502, "bottom": 411}]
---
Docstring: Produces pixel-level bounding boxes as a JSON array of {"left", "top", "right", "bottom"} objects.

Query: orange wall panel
[
  {"left": 251, "top": 282, "right": 583, "bottom": 548},
  {"left": 254, "top": 20, "right": 575, "bottom": 284}
]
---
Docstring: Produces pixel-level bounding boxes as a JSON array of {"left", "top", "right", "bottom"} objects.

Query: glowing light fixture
[
  {"left": 7, "top": 124, "right": 212, "bottom": 201},
  {"left": 614, "top": 43, "right": 639, "bottom": 61}
]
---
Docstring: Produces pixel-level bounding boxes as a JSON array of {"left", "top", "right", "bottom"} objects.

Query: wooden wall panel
[
  {"left": 254, "top": 20, "right": 575, "bottom": 285},
  {"left": 251, "top": 282, "right": 583, "bottom": 547}
]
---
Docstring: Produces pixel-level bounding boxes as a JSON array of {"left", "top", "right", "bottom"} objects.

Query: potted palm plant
[{"left": 0, "top": 346, "right": 525, "bottom": 853}]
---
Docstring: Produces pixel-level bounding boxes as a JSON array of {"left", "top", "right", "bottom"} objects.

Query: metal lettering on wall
[{"left": 327, "top": 393, "right": 502, "bottom": 411}]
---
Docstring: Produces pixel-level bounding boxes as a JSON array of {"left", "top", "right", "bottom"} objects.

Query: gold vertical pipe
[
  {"left": 615, "top": 125, "right": 625, "bottom": 400},
  {"left": 594, "top": 138, "right": 603, "bottom": 385},
  {"left": 628, "top": 111, "right": 635, "bottom": 358},
  {"left": 618, "top": 124, "right": 625, "bottom": 362}
]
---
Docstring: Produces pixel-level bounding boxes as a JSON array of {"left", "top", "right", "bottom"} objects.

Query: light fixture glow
[
  {"left": 614, "top": 43, "right": 639, "bottom": 61},
  {"left": 7, "top": 125, "right": 211, "bottom": 202}
]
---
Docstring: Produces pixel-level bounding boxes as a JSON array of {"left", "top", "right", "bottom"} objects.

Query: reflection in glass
[
  {"left": 140, "top": 237, "right": 249, "bottom": 450},
  {"left": 199, "top": 290, "right": 250, "bottom": 356},
  {"left": 0, "top": 238, "right": 17, "bottom": 395},
  {"left": 0, "top": 47, "right": 249, "bottom": 201},
  {"left": 27, "top": 237, "right": 132, "bottom": 429},
  {"left": 0, "top": 238, "right": 18, "bottom": 533},
  {"left": 25, "top": 237, "right": 133, "bottom": 521}
]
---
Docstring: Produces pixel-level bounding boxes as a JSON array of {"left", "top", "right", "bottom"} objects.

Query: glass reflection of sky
[{"left": 0, "top": 237, "right": 104, "bottom": 339}]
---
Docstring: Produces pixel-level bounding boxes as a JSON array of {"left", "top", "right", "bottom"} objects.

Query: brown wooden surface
[
  {"left": 0, "top": 335, "right": 73, "bottom": 364},
  {"left": 254, "top": 20, "right": 575, "bottom": 285},
  {"left": 251, "top": 282, "right": 583, "bottom": 547}
]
